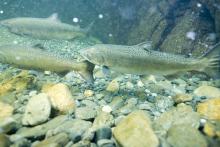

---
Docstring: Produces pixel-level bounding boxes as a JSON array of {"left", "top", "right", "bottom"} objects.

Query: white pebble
[
  {"left": 151, "top": 93, "right": 157, "bottom": 97},
  {"left": 200, "top": 118, "right": 207, "bottom": 125},
  {"left": 137, "top": 80, "right": 144, "bottom": 87},
  {"left": 73, "top": 17, "right": 79, "bottom": 23},
  {"left": 29, "top": 90, "right": 37, "bottom": 97},
  {"left": 144, "top": 89, "right": 151, "bottom": 93},
  {"left": 44, "top": 71, "right": 51, "bottom": 75},
  {"left": 98, "top": 14, "right": 103, "bottom": 19},
  {"left": 102, "top": 105, "right": 112, "bottom": 113}
]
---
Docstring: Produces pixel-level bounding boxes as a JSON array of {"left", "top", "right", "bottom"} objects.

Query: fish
[
  {"left": 0, "top": 45, "right": 95, "bottom": 83},
  {"left": 0, "top": 14, "right": 91, "bottom": 40},
  {"left": 80, "top": 43, "right": 219, "bottom": 78}
]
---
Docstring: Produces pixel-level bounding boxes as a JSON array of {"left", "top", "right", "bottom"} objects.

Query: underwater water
[{"left": 0, "top": 0, "right": 220, "bottom": 147}]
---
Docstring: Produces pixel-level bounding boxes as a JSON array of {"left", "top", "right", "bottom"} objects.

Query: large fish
[
  {"left": 0, "top": 14, "right": 91, "bottom": 40},
  {"left": 0, "top": 45, "right": 94, "bottom": 83},
  {"left": 80, "top": 43, "right": 219, "bottom": 78}
]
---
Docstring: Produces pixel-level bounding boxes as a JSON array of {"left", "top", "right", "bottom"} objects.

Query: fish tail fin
[
  {"left": 78, "top": 60, "right": 95, "bottom": 83},
  {"left": 199, "top": 55, "right": 220, "bottom": 79}
]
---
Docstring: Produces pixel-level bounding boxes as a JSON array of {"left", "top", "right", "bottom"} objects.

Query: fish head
[{"left": 80, "top": 45, "right": 105, "bottom": 65}]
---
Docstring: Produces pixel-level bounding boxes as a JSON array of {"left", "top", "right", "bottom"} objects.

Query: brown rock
[
  {"left": 0, "top": 71, "right": 35, "bottom": 96},
  {"left": 204, "top": 122, "right": 216, "bottom": 137},
  {"left": 154, "top": 104, "right": 200, "bottom": 134},
  {"left": 0, "top": 102, "right": 14, "bottom": 119},
  {"left": 33, "top": 133, "right": 69, "bottom": 147},
  {"left": 197, "top": 98, "right": 220, "bottom": 120},
  {"left": 194, "top": 86, "right": 220, "bottom": 98},
  {"left": 83, "top": 90, "right": 94, "bottom": 97},
  {"left": 113, "top": 110, "right": 159, "bottom": 147},
  {"left": 106, "top": 79, "right": 119, "bottom": 93},
  {"left": 167, "top": 125, "right": 207, "bottom": 147},
  {"left": 46, "top": 83, "right": 75, "bottom": 114},
  {"left": 173, "top": 93, "right": 193, "bottom": 103},
  {"left": 0, "top": 134, "right": 11, "bottom": 147}
]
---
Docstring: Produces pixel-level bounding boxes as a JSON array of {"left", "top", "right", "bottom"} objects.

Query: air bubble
[
  {"left": 98, "top": 14, "right": 103, "bottom": 19},
  {"left": 72, "top": 17, "right": 79, "bottom": 23}
]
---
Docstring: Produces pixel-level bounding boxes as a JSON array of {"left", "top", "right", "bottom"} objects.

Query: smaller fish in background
[
  {"left": 0, "top": 45, "right": 95, "bottom": 83},
  {"left": 80, "top": 43, "right": 220, "bottom": 79},
  {"left": 0, "top": 13, "right": 93, "bottom": 40}
]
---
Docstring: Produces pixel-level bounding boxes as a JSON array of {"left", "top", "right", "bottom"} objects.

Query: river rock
[
  {"left": 154, "top": 103, "right": 200, "bottom": 135},
  {"left": 75, "top": 107, "right": 97, "bottom": 120},
  {"left": 33, "top": 133, "right": 69, "bottom": 147},
  {"left": 0, "top": 116, "right": 21, "bottom": 133},
  {"left": 47, "top": 119, "right": 92, "bottom": 142},
  {"left": 0, "top": 102, "right": 14, "bottom": 119},
  {"left": 84, "top": 90, "right": 94, "bottom": 97},
  {"left": 167, "top": 125, "right": 207, "bottom": 147},
  {"left": 0, "top": 71, "right": 35, "bottom": 96},
  {"left": 203, "top": 121, "right": 220, "bottom": 138},
  {"left": 173, "top": 93, "right": 193, "bottom": 103},
  {"left": 92, "top": 111, "right": 114, "bottom": 131},
  {"left": 0, "top": 133, "right": 11, "bottom": 147},
  {"left": 22, "top": 93, "right": 51, "bottom": 126},
  {"left": 106, "top": 79, "right": 120, "bottom": 93},
  {"left": 113, "top": 110, "right": 159, "bottom": 147},
  {"left": 10, "top": 115, "right": 68, "bottom": 141},
  {"left": 194, "top": 85, "right": 220, "bottom": 98},
  {"left": 109, "top": 96, "right": 124, "bottom": 112},
  {"left": 197, "top": 98, "right": 220, "bottom": 120},
  {"left": 46, "top": 83, "right": 76, "bottom": 114}
]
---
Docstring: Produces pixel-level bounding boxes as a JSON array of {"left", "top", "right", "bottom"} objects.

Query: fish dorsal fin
[{"left": 47, "top": 13, "right": 60, "bottom": 22}]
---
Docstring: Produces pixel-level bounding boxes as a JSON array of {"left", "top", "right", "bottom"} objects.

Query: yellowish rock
[
  {"left": 194, "top": 85, "right": 220, "bottom": 98},
  {"left": 46, "top": 83, "right": 75, "bottom": 114},
  {"left": 0, "top": 102, "right": 14, "bottom": 119},
  {"left": 173, "top": 93, "right": 193, "bottom": 103},
  {"left": 0, "top": 70, "right": 35, "bottom": 96},
  {"left": 41, "top": 83, "right": 56, "bottom": 93},
  {"left": 113, "top": 110, "right": 159, "bottom": 147},
  {"left": 204, "top": 122, "right": 215, "bottom": 137},
  {"left": 33, "top": 133, "right": 69, "bottom": 147},
  {"left": 106, "top": 79, "right": 119, "bottom": 92},
  {"left": 197, "top": 98, "right": 220, "bottom": 120},
  {"left": 84, "top": 90, "right": 94, "bottom": 97}
]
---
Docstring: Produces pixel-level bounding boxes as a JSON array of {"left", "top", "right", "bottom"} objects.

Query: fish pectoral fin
[{"left": 78, "top": 60, "right": 95, "bottom": 84}]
